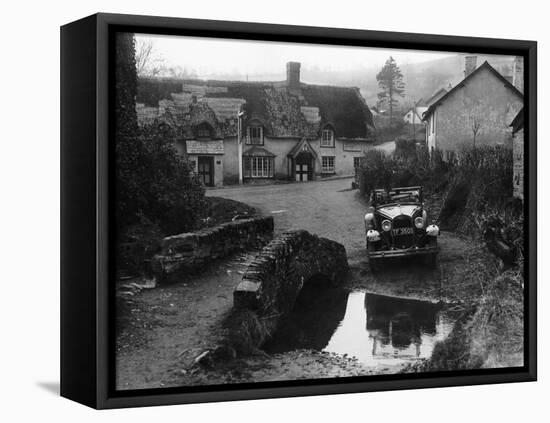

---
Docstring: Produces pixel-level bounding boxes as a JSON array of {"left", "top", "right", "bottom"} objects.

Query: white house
[{"left": 403, "top": 106, "right": 428, "bottom": 124}]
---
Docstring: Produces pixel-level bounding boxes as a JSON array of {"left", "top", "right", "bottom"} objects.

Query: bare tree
[
  {"left": 469, "top": 114, "right": 482, "bottom": 148},
  {"left": 135, "top": 39, "right": 165, "bottom": 76},
  {"left": 464, "top": 98, "right": 484, "bottom": 148}
]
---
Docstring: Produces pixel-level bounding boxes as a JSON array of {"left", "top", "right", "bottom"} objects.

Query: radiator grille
[{"left": 392, "top": 215, "right": 414, "bottom": 248}]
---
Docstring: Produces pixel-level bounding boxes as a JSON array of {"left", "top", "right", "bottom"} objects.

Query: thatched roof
[{"left": 136, "top": 76, "right": 375, "bottom": 140}]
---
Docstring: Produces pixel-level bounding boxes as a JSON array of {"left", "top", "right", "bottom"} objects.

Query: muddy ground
[{"left": 116, "top": 177, "right": 494, "bottom": 390}]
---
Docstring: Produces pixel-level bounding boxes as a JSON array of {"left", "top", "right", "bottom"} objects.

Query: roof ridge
[
  {"left": 302, "top": 82, "right": 360, "bottom": 90},
  {"left": 422, "top": 60, "right": 523, "bottom": 120},
  {"left": 139, "top": 76, "right": 361, "bottom": 91}
]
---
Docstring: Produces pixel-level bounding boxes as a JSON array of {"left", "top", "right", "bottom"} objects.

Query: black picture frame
[{"left": 60, "top": 12, "right": 537, "bottom": 409}]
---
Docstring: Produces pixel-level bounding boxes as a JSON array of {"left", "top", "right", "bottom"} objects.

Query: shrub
[
  {"left": 224, "top": 309, "right": 274, "bottom": 355},
  {"left": 441, "top": 146, "right": 513, "bottom": 233},
  {"left": 394, "top": 137, "right": 417, "bottom": 157},
  {"left": 116, "top": 215, "right": 164, "bottom": 277},
  {"left": 357, "top": 144, "right": 449, "bottom": 196},
  {"left": 357, "top": 149, "right": 394, "bottom": 195},
  {"left": 116, "top": 123, "right": 206, "bottom": 236}
]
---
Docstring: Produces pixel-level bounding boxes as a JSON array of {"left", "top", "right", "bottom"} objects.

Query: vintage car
[{"left": 364, "top": 186, "right": 440, "bottom": 271}]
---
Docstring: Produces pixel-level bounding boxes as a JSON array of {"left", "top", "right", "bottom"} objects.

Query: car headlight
[
  {"left": 426, "top": 224, "right": 439, "bottom": 236},
  {"left": 414, "top": 216, "right": 424, "bottom": 229},
  {"left": 364, "top": 213, "right": 375, "bottom": 230},
  {"left": 366, "top": 229, "right": 381, "bottom": 242},
  {"left": 381, "top": 220, "right": 392, "bottom": 232}
]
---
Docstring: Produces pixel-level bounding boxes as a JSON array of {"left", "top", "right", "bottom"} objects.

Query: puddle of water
[{"left": 264, "top": 286, "right": 457, "bottom": 367}]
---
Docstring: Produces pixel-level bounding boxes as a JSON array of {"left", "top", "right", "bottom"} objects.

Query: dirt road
[
  {"left": 116, "top": 178, "right": 487, "bottom": 389},
  {"left": 207, "top": 178, "right": 368, "bottom": 263}
]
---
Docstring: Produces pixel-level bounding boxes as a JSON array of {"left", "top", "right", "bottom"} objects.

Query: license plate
[{"left": 393, "top": 227, "right": 414, "bottom": 236}]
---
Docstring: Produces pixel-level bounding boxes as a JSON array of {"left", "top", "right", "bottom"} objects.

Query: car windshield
[
  {"left": 388, "top": 189, "right": 420, "bottom": 203},
  {"left": 373, "top": 188, "right": 421, "bottom": 205}
]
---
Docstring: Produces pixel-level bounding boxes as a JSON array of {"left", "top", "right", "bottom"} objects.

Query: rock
[
  {"left": 211, "top": 345, "right": 237, "bottom": 361},
  {"left": 194, "top": 350, "right": 211, "bottom": 365}
]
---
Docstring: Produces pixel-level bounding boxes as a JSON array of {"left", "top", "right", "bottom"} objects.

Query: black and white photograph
[
  {"left": 2, "top": 0, "right": 549, "bottom": 417},
  {"left": 113, "top": 31, "right": 528, "bottom": 391}
]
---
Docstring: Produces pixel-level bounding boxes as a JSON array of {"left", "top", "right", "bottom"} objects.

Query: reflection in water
[
  {"left": 363, "top": 294, "right": 444, "bottom": 364},
  {"left": 263, "top": 278, "right": 349, "bottom": 352},
  {"left": 265, "top": 288, "right": 456, "bottom": 367}
]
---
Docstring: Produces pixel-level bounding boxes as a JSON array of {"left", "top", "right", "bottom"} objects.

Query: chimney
[
  {"left": 286, "top": 62, "right": 301, "bottom": 91},
  {"left": 512, "top": 56, "right": 524, "bottom": 93},
  {"left": 464, "top": 55, "right": 477, "bottom": 78}
]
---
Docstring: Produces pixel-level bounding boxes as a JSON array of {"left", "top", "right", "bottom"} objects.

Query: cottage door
[
  {"left": 295, "top": 152, "right": 313, "bottom": 182},
  {"left": 296, "top": 164, "right": 308, "bottom": 181},
  {"left": 197, "top": 156, "right": 214, "bottom": 187}
]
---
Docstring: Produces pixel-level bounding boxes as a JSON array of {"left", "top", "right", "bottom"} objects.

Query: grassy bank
[{"left": 406, "top": 265, "right": 524, "bottom": 372}]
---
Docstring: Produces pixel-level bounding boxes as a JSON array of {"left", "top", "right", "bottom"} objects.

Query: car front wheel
[
  {"left": 369, "top": 257, "right": 381, "bottom": 273},
  {"left": 426, "top": 253, "right": 439, "bottom": 269}
]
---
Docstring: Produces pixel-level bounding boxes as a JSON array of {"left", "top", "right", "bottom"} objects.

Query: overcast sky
[{"left": 135, "top": 33, "right": 455, "bottom": 79}]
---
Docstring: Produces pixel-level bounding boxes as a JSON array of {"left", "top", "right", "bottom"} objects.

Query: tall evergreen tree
[{"left": 376, "top": 56, "right": 405, "bottom": 124}]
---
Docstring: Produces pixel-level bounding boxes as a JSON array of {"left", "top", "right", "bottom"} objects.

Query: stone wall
[
  {"left": 151, "top": 216, "right": 274, "bottom": 284},
  {"left": 233, "top": 230, "right": 349, "bottom": 315}
]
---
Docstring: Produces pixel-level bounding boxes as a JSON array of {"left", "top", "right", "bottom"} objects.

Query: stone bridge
[
  {"left": 233, "top": 230, "right": 349, "bottom": 315},
  {"left": 151, "top": 216, "right": 274, "bottom": 284}
]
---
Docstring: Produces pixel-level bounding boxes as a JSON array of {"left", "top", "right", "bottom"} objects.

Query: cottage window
[
  {"left": 247, "top": 126, "right": 264, "bottom": 145},
  {"left": 431, "top": 114, "right": 436, "bottom": 134},
  {"left": 353, "top": 157, "right": 362, "bottom": 169},
  {"left": 321, "top": 156, "right": 335, "bottom": 173},
  {"left": 243, "top": 156, "right": 274, "bottom": 178},
  {"left": 321, "top": 129, "right": 335, "bottom": 147},
  {"left": 196, "top": 122, "right": 213, "bottom": 139}
]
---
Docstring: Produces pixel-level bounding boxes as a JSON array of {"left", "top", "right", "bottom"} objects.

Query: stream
[{"left": 264, "top": 281, "right": 458, "bottom": 367}]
